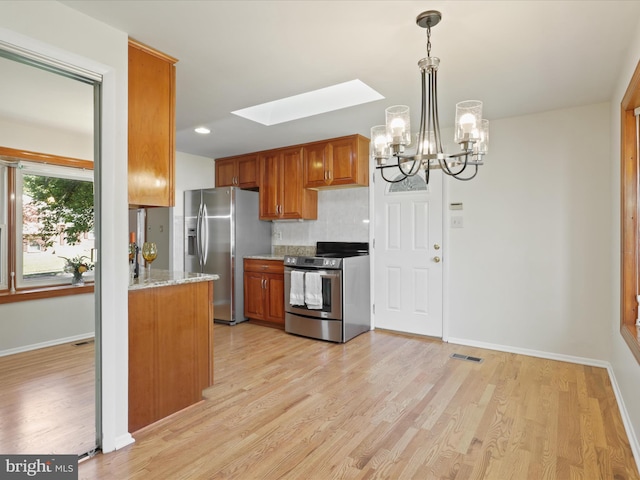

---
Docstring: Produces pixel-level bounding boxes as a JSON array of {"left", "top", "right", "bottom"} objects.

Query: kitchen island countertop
[{"left": 129, "top": 269, "right": 219, "bottom": 291}]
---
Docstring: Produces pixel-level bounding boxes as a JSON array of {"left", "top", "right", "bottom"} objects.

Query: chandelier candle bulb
[
  {"left": 371, "top": 125, "right": 390, "bottom": 164},
  {"left": 455, "top": 100, "right": 483, "bottom": 144},
  {"left": 385, "top": 105, "right": 411, "bottom": 148},
  {"left": 474, "top": 119, "right": 490, "bottom": 156}
]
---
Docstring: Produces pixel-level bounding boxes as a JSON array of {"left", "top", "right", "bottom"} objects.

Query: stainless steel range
[{"left": 284, "top": 242, "right": 370, "bottom": 343}]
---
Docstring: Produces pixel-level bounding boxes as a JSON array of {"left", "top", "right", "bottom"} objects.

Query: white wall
[
  {"left": 273, "top": 188, "right": 370, "bottom": 247},
  {"left": 171, "top": 151, "right": 216, "bottom": 271},
  {"left": 0, "top": 116, "right": 93, "bottom": 160},
  {"left": 609, "top": 13, "right": 640, "bottom": 457},
  {"left": 0, "top": 0, "right": 130, "bottom": 452},
  {"left": 0, "top": 295, "right": 94, "bottom": 354},
  {"left": 447, "top": 103, "right": 612, "bottom": 362}
]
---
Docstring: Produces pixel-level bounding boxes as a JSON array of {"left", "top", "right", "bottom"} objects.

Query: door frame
[
  {"left": 0, "top": 27, "right": 131, "bottom": 453},
  {"left": 368, "top": 169, "right": 450, "bottom": 341}
]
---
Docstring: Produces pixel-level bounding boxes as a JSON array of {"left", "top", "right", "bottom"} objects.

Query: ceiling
[{"left": 38, "top": 1, "right": 640, "bottom": 159}]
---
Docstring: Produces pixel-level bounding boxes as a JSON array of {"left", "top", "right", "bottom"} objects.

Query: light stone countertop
[
  {"left": 244, "top": 254, "right": 285, "bottom": 261},
  {"left": 128, "top": 268, "right": 219, "bottom": 291}
]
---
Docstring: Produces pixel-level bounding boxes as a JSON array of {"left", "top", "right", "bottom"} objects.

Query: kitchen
[{"left": 2, "top": 1, "right": 640, "bottom": 477}]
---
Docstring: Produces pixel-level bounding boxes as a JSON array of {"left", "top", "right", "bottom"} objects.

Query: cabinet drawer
[{"left": 244, "top": 258, "right": 284, "bottom": 274}]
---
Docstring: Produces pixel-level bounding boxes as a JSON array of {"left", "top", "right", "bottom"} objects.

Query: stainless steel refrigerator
[{"left": 184, "top": 187, "right": 272, "bottom": 324}]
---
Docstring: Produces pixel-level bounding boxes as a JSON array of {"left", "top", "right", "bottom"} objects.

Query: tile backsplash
[{"left": 272, "top": 188, "right": 369, "bottom": 248}]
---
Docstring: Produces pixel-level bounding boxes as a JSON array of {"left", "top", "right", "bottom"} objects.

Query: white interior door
[{"left": 373, "top": 168, "right": 443, "bottom": 337}]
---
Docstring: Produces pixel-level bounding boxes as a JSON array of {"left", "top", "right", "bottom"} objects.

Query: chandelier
[{"left": 371, "top": 10, "right": 489, "bottom": 184}]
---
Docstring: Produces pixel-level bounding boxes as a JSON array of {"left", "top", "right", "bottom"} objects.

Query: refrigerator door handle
[
  {"left": 196, "top": 202, "right": 204, "bottom": 269},
  {"left": 201, "top": 203, "right": 209, "bottom": 266}
]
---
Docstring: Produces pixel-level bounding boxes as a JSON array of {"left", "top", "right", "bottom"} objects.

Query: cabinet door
[
  {"left": 237, "top": 155, "right": 259, "bottom": 189},
  {"left": 265, "top": 273, "right": 285, "bottom": 325},
  {"left": 304, "top": 142, "right": 331, "bottom": 188},
  {"left": 280, "top": 147, "right": 305, "bottom": 219},
  {"left": 259, "top": 151, "right": 282, "bottom": 219},
  {"left": 329, "top": 137, "right": 359, "bottom": 185},
  {"left": 128, "top": 42, "right": 176, "bottom": 207},
  {"left": 215, "top": 158, "right": 237, "bottom": 187},
  {"left": 244, "top": 271, "right": 266, "bottom": 320}
]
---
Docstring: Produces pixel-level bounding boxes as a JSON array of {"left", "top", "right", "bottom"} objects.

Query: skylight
[{"left": 231, "top": 79, "right": 384, "bottom": 126}]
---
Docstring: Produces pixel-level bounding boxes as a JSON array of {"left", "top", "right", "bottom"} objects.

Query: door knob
[
  {"left": 433, "top": 256, "right": 441, "bottom": 263},
  {"left": 434, "top": 243, "right": 441, "bottom": 250}
]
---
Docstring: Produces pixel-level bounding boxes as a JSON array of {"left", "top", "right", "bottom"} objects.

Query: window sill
[
  {"left": 621, "top": 324, "right": 640, "bottom": 364},
  {"left": 0, "top": 283, "right": 94, "bottom": 304}
]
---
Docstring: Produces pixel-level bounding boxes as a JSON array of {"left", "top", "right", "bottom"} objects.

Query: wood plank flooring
[
  {"left": 80, "top": 323, "right": 639, "bottom": 479},
  {"left": 0, "top": 339, "right": 96, "bottom": 455}
]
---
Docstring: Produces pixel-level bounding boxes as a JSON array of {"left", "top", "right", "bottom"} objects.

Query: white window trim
[{"left": 15, "top": 162, "right": 94, "bottom": 288}]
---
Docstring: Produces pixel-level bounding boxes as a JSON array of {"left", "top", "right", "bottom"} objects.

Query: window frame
[
  {"left": 620, "top": 60, "right": 640, "bottom": 363},
  {"left": 0, "top": 146, "right": 94, "bottom": 303}
]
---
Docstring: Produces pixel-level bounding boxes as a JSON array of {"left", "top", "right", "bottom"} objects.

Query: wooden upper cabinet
[
  {"left": 304, "top": 142, "right": 332, "bottom": 188},
  {"left": 303, "top": 134, "right": 370, "bottom": 189},
  {"left": 215, "top": 154, "right": 259, "bottom": 189},
  {"left": 259, "top": 147, "right": 317, "bottom": 220},
  {"left": 128, "top": 39, "right": 177, "bottom": 207}
]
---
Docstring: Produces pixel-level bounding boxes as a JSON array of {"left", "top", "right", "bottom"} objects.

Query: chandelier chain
[{"left": 426, "top": 27, "right": 432, "bottom": 57}]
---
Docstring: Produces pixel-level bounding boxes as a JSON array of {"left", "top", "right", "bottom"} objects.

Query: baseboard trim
[
  {"left": 113, "top": 433, "right": 135, "bottom": 451},
  {"left": 446, "top": 336, "right": 610, "bottom": 368},
  {"left": 447, "top": 336, "right": 640, "bottom": 474},
  {"left": 0, "top": 332, "right": 95, "bottom": 357},
  {"left": 605, "top": 364, "right": 640, "bottom": 473}
]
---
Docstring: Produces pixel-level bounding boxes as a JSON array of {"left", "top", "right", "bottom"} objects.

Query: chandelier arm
[
  {"left": 450, "top": 164, "right": 479, "bottom": 181},
  {"left": 438, "top": 157, "right": 455, "bottom": 176},
  {"left": 440, "top": 153, "right": 471, "bottom": 177},
  {"left": 399, "top": 158, "right": 422, "bottom": 176},
  {"left": 379, "top": 165, "right": 410, "bottom": 184}
]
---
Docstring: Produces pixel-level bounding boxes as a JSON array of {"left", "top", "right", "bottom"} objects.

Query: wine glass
[{"left": 142, "top": 242, "right": 157, "bottom": 275}]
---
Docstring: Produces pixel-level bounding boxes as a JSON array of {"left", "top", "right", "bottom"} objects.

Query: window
[
  {"left": 620, "top": 60, "right": 640, "bottom": 363},
  {"left": 0, "top": 148, "right": 94, "bottom": 296}
]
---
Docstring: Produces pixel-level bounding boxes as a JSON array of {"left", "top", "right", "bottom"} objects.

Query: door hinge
[
  {"left": 372, "top": 238, "right": 375, "bottom": 249},
  {"left": 372, "top": 304, "right": 375, "bottom": 314}
]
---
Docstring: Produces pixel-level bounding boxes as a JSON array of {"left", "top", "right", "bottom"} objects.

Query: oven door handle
[{"left": 285, "top": 267, "right": 341, "bottom": 278}]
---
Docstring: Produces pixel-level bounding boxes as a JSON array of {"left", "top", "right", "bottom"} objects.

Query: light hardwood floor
[
  {"left": 80, "top": 323, "right": 639, "bottom": 479},
  {"left": 0, "top": 339, "right": 96, "bottom": 455}
]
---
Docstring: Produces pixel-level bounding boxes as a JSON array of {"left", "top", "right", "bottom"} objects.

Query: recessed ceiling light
[
  {"left": 195, "top": 126, "right": 211, "bottom": 134},
  {"left": 231, "top": 79, "right": 384, "bottom": 126}
]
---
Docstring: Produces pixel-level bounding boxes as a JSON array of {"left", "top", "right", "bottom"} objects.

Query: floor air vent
[
  {"left": 73, "top": 339, "right": 95, "bottom": 347},
  {"left": 450, "top": 353, "right": 483, "bottom": 363}
]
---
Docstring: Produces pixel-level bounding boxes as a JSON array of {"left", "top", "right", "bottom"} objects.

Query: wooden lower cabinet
[
  {"left": 244, "top": 259, "right": 285, "bottom": 328},
  {"left": 129, "top": 280, "right": 213, "bottom": 432}
]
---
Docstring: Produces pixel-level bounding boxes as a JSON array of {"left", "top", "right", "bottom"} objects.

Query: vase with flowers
[{"left": 60, "top": 255, "right": 94, "bottom": 286}]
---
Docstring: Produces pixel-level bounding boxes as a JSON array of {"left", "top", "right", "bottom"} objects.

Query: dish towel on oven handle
[
  {"left": 304, "top": 272, "right": 323, "bottom": 309},
  {"left": 289, "top": 270, "right": 305, "bottom": 306}
]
